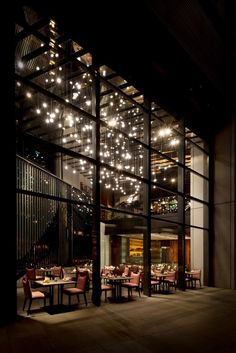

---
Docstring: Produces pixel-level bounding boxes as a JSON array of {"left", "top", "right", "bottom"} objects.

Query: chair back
[
  {"left": 191, "top": 270, "right": 201, "bottom": 279},
  {"left": 165, "top": 271, "right": 176, "bottom": 281},
  {"left": 76, "top": 275, "right": 87, "bottom": 291},
  {"left": 22, "top": 276, "right": 32, "bottom": 299},
  {"left": 77, "top": 270, "right": 90, "bottom": 290},
  {"left": 130, "top": 272, "right": 140, "bottom": 285},
  {"left": 25, "top": 267, "right": 36, "bottom": 280}
]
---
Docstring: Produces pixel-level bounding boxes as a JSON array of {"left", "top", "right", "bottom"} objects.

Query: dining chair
[
  {"left": 163, "top": 271, "right": 177, "bottom": 292},
  {"left": 22, "top": 276, "right": 50, "bottom": 315},
  {"left": 25, "top": 267, "right": 44, "bottom": 288},
  {"left": 191, "top": 269, "right": 202, "bottom": 288},
  {"left": 25, "top": 267, "right": 44, "bottom": 281},
  {"left": 77, "top": 270, "right": 90, "bottom": 292},
  {"left": 151, "top": 278, "right": 160, "bottom": 293},
  {"left": 101, "top": 283, "right": 113, "bottom": 302},
  {"left": 63, "top": 275, "right": 88, "bottom": 307},
  {"left": 121, "top": 272, "right": 141, "bottom": 299}
]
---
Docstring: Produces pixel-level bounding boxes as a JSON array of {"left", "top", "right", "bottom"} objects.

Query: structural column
[{"left": 91, "top": 64, "right": 101, "bottom": 306}]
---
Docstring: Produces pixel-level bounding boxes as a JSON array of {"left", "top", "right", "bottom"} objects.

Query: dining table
[
  {"left": 101, "top": 275, "right": 133, "bottom": 302},
  {"left": 34, "top": 278, "right": 76, "bottom": 313}
]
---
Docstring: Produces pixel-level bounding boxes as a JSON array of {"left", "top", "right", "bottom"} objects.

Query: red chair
[
  {"left": 63, "top": 275, "right": 88, "bottom": 307},
  {"left": 121, "top": 272, "right": 141, "bottom": 299},
  {"left": 22, "top": 276, "right": 50, "bottom": 315},
  {"left": 25, "top": 267, "right": 44, "bottom": 288},
  {"left": 77, "top": 270, "right": 90, "bottom": 292},
  {"left": 25, "top": 267, "right": 44, "bottom": 281}
]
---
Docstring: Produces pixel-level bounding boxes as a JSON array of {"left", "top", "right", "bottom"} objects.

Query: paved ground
[{"left": 1, "top": 285, "right": 236, "bottom": 353}]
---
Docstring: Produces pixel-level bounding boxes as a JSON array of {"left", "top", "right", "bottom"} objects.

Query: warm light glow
[{"left": 159, "top": 127, "right": 172, "bottom": 137}]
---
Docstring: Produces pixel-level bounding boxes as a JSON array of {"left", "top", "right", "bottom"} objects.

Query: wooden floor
[{"left": 1, "top": 285, "right": 236, "bottom": 353}]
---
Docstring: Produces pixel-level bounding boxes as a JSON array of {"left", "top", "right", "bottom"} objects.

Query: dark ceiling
[{"left": 16, "top": 0, "right": 235, "bottom": 140}]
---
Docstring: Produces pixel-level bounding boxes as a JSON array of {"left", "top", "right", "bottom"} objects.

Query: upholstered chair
[
  {"left": 121, "top": 272, "right": 141, "bottom": 299},
  {"left": 101, "top": 283, "right": 113, "bottom": 302},
  {"left": 191, "top": 270, "right": 202, "bottom": 288},
  {"left": 63, "top": 275, "right": 88, "bottom": 307},
  {"left": 22, "top": 276, "right": 50, "bottom": 315}
]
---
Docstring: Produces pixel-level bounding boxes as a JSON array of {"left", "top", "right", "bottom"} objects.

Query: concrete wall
[
  {"left": 190, "top": 144, "right": 208, "bottom": 285},
  {"left": 100, "top": 222, "right": 110, "bottom": 269},
  {"left": 214, "top": 117, "right": 235, "bottom": 288}
]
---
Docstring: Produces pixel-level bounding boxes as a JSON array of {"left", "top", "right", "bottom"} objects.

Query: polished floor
[{"left": 1, "top": 284, "right": 236, "bottom": 353}]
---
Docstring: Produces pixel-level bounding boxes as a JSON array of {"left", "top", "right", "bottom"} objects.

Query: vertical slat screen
[{"left": 16, "top": 155, "right": 93, "bottom": 277}]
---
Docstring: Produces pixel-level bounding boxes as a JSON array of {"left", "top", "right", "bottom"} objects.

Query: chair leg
[
  {"left": 27, "top": 299, "right": 32, "bottom": 315},
  {"left": 77, "top": 294, "right": 80, "bottom": 304},
  {"left": 23, "top": 298, "right": 27, "bottom": 311},
  {"left": 83, "top": 293, "right": 87, "bottom": 306}
]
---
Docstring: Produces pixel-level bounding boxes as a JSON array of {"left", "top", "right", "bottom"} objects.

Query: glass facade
[{"left": 15, "top": 6, "right": 210, "bottom": 295}]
